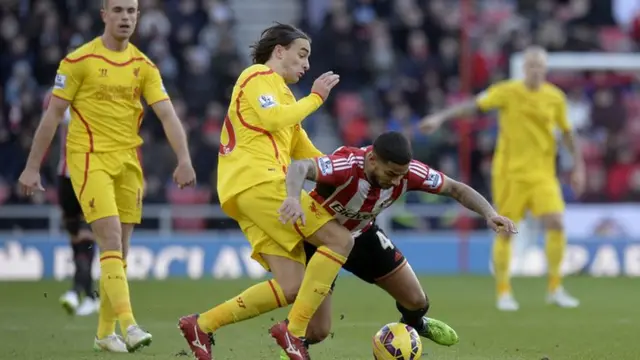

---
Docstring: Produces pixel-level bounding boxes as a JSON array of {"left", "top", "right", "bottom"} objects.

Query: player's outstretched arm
[
  {"left": 439, "top": 175, "right": 518, "bottom": 235},
  {"left": 150, "top": 100, "right": 196, "bottom": 188},
  {"left": 279, "top": 159, "right": 317, "bottom": 225},
  {"left": 18, "top": 96, "right": 69, "bottom": 195},
  {"left": 245, "top": 71, "right": 339, "bottom": 132}
]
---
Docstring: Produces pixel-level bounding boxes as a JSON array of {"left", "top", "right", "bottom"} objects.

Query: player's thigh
[
  {"left": 492, "top": 176, "right": 528, "bottom": 223},
  {"left": 341, "top": 226, "right": 407, "bottom": 284},
  {"left": 238, "top": 217, "right": 306, "bottom": 279},
  {"left": 114, "top": 149, "right": 144, "bottom": 225},
  {"left": 306, "top": 292, "right": 333, "bottom": 344},
  {"left": 530, "top": 180, "right": 565, "bottom": 219},
  {"left": 235, "top": 181, "right": 333, "bottom": 253},
  {"left": 67, "top": 152, "right": 119, "bottom": 224}
]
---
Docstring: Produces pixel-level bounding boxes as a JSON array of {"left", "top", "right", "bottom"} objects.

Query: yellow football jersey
[
  {"left": 52, "top": 37, "right": 169, "bottom": 153},
  {"left": 476, "top": 79, "right": 571, "bottom": 180},
  {"left": 217, "top": 64, "right": 324, "bottom": 219}
]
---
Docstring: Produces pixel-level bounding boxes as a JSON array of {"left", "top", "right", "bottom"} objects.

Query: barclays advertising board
[{"left": 0, "top": 232, "right": 639, "bottom": 280}]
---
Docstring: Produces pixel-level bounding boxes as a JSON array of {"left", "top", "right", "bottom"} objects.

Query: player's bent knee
[
  {"left": 309, "top": 221, "right": 354, "bottom": 256},
  {"left": 280, "top": 282, "right": 301, "bottom": 304},
  {"left": 541, "top": 214, "right": 564, "bottom": 231},
  {"left": 90, "top": 216, "right": 123, "bottom": 252}
]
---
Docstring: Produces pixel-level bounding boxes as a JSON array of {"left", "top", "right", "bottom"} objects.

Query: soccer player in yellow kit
[
  {"left": 178, "top": 23, "right": 354, "bottom": 360},
  {"left": 419, "top": 46, "right": 586, "bottom": 311},
  {"left": 18, "top": 0, "right": 196, "bottom": 352}
]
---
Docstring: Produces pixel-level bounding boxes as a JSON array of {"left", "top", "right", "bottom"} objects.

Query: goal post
[{"left": 506, "top": 51, "right": 640, "bottom": 275}]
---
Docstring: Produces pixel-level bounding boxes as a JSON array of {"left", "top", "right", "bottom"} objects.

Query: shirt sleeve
[
  {"left": 406, "top": 160, "right": 446, "bottom": 194},
  {"left": 291, "top": 127, "right": 323, "bottom": 159},
  {"left": 242, "top": 73, "right": 324, "bottom": 132},
  {"left": 51, "top": 58, "right": 83, "bottom": 101},
  {"left": 142, "top": 63, "right": 170, "bottom": 106},
  {"left": 555, "top": 91, "right": 572, "bottom": 132},
  {"left": 313, "top": 150, "right": 354, "bottom": 185},
  {"left": 476, "top": 82, "right": 508, "bottom": 111}
]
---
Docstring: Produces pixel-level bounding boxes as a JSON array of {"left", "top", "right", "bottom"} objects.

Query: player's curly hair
[
  {"left": 250, "top": 23, "right": 310, "bottom": 64},
  {"left": 373, "top": 131, "right": 413, "bottom": 165}
]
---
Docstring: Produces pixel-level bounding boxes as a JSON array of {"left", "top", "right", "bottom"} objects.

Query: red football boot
[
  {"left": 269, "top": 321, "right": 310, "bottom": 360},
  {"left": 178, "top": 314, "right": 214, "bottom": 360}
]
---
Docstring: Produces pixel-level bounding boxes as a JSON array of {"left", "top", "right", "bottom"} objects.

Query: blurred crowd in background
[{"left": 1, "top": 0, "right": 640, "bottom": 218}]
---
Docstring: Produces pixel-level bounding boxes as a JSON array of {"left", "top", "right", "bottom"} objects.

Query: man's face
[
  {"left": 277, "top": 38, "right": 311, "bottom": 84},
  {"left": 523, "top": 51, "right": 547, "bottom": 86},
  {"left": 367, "top": 153, "right": 410, "bottom": 189},
  {"left": 101, "top": 0, "right": 139, "bottom": 41}
]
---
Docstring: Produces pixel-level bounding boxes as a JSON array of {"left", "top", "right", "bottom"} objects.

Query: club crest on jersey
[
  {"left": 424, "top": 172, "right": 442, "bottom": 190},
  {"left": 258, "top": 94, "right": 276, "bottom": 109},
  {"left": 54, "top": 74, "right": 66, "bottom": 89},
  {"left": 317, "top": 156, "right": 333, "bottom": 176}
]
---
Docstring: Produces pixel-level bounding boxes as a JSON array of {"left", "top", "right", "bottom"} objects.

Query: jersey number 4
[
  {"left": 376, "top": 230, "right": 395, "bottom": 250},
  {"left": 219, "top": 116, "right": 236, "bottom": 155}
]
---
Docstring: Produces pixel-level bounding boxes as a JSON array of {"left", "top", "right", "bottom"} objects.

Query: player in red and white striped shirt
[
  {"left": 279, "top": 131, "right": 517, "bottom": 354},
  {"left": 44, "top": 87, "right": 98, "bottom": 317}
]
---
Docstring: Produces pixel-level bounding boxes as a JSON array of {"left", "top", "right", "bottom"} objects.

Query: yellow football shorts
[
  {"left": 67, "top": 148, "right": 144, "bottom": 224},
  {"left": 492, "top": 175, "right": 565, "bottom": 223},
  {"left": 235, "top": 180, "right": 334, "bottom": 271}
]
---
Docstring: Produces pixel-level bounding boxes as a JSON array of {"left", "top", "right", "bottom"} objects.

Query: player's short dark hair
[
  {"left": 250, "top": 23, "right": 310, "bottom": 64},
  {"left": 373, "top": 131, "right": 413, "bottom": 165}
]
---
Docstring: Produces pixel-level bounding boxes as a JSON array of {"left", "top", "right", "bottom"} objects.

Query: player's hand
[
  {"left": 486, "top": 214, "right": 518, "bottom": 235},
  {"left": 279, "top": 197, "right": 306, "bottom": 226},
  {"left": 418, "top": 114, "right": 446, "bottom": 134},
  {"left": 18, "top": 168, "right": 45, "bottom": 196},
  {"left": 311, "top": 71, "right": 340, "bottom": 100},
  {"left": 173, "top": 161, "right": 196, "bottom": 189},
  {"left": 570, "top": 166, "right": 586, "bottom": 197}
]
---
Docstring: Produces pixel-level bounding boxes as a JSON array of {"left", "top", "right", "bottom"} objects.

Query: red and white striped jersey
[
  {"left": 309, "top": 146, "right": 446, "bottom": 235},
  {"left": 43, "top": 90, "right": 71, "bottom": 178}
]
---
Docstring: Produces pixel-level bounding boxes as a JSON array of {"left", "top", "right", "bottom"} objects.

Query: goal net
[{"left": 504, "top": 52, "right": 640, "bottom": 276}]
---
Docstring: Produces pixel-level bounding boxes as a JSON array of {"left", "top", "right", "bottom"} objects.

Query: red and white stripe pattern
[{"left": 310, "top": 146, "right": 445, "bottom": 235}]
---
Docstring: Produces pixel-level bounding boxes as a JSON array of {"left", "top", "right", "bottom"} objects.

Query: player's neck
[
  {"left": 523, "top": 80, "right": 542, "bottom": 91},
  {"left": 264, "top": 60, "right": 286, "bottom": 80},
  {"left": 101, "top": 34, "right": 129, "bottom": 52}
]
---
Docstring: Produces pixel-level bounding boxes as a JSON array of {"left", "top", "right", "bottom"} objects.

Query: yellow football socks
[
  {"left": 288, "top": 246, "right": 346, "bottom": 337},
  {"left": 96, "top": 275, "right": 117, "bottom": 338},
  {"left": 100, "top": 251, "right": 136, "bottom": 335},
  {"left": 492, "top": 235, "right": 512, "bottom": 296},
  {"left": 545, "top": 229, "right": 566, "bottom": 292},
  {"left": 198, "top": 279, "right": 287, "bottom": 333}
]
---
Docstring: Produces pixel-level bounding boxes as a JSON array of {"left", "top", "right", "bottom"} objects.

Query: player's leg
[
  {"left": 58, "top": 175, "right": 81, "bottom": 315},
  {"left": 114, "top": 149, "right": 152, "bottom": 351},
  {"left": 181, "top": 221, "right": 299, "bottom": 360},
  {"left": 67, "top": 151, "right": 128, "bottom": 352},
  {"left": 355, "top": 226, "right": 458, "bottom": 345},
  {"left": 531, "top": 181, "right": 579, "bottom": 308},
  {"left": 491, "top": 176, "right": 527, "bottom": 311},
  {"left": 61, "top": 175, "right": 98, "bottom": 316}
]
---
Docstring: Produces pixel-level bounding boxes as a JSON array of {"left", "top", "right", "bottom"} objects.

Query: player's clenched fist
[
  {"left": 311, "top": 71, "right": 340, "bottom": 100},
  {"left": 173, "top": 161, "right": 196, "bottom": 189},
  {"left": 278, "top": 197, "right": 306, "bottom": 226},
  {"left": 18, "top": 168, "right": 45, "bottom": 196}
]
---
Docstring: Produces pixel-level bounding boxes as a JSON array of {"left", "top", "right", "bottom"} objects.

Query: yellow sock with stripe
[
  {"left": 197, "top": 279, "right": 287, "bottom": 333},
  {"left": 492, "top": 235, "right": 512, "bottom": 296},
  {"left": 545, "top": 229, "right": 566, "bottom": 292},
  {"left": 287, "top": 246, "right": 346, "bottom": 337},
  {"left": 96, "top": 275, "right": 117, "bottom": 339},
  {"left": 100, "top": 251, "right": 136, "bottom": 335}
]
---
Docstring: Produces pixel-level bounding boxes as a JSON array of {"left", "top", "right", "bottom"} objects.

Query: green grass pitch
[{"left": 1, "top": 276, "right": 638, "bottom": 359}]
